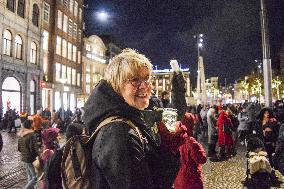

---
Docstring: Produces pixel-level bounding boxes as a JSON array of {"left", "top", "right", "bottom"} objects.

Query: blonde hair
[{"left": 104, "top": 48, "right": 153, "bottom": 94}]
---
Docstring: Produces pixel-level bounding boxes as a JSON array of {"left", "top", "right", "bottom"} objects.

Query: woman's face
[
  {"left": 264, "top": 111, "right": 270, "bottom": 118},
  {"left": 121, "top": 67, "right": 152, "bottom": 110}
]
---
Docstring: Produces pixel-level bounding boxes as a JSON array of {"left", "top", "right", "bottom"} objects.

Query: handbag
[
  {"left": 223, "top": 123, "right": 232, "bottom": 134},
  {"left": 32, "top": 156, "right": 44, "bottom": 181}
]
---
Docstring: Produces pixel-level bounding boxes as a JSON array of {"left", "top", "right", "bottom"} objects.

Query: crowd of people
[{"left": 1, "top": 48, "right": 284, "bottom": 189}]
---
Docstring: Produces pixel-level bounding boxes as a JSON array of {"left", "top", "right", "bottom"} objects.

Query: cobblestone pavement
[
  {"left": 201, "top": 140, "right": 284, "bottom": 189},
  {"left": 0, "top": 131, "right": 26, "bottom": 189},
  {"left": 0, "top": 130, "right": 284, "bottom": 189}
]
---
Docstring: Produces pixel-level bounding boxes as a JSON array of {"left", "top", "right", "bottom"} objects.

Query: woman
[
  {"left": 238, "top": 106, "right": 249, "bottom": 145},
  {"left": 207, "top": 107, "right": 217, "bottom": 157},
  {"left": 217, "top": 107, "right": 234, "bottom": 159},
  {"left": 255, "top": 108, "right": 279, "bottom": 166},
  {"left": 83, "top": 49, "right": 184, "bottom": 189}
]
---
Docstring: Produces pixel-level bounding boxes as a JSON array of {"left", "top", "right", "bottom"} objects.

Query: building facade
[
  {"left": 41, "top": 0, "right": 84, "bottom": 112},
  {"left": 152, "top": 68, "right": 191, "bottom": 103},
  {"left": 0, "top": 0, "right": 44, "bottom": 115},
  {"left": 79, "top": 35, "right": 107, "bottom": 107}
]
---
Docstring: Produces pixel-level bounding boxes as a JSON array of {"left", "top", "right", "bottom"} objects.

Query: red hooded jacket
[
  {"left": 174, "top": 136, "right": 207, "bottom": 189},
  {"left": 217, "top": 111, "right": 234, "bottom": 146}
]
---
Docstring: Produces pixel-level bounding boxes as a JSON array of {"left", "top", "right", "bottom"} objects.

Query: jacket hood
[
  {"left": 18, "top": 127, "right": 34, "bottom": 137},
  {"left": 83, "top": 80, "right": 145, "bottom": 133}
]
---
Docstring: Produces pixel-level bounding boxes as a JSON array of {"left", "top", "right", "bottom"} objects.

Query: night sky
[{"left": 84, "top": 0, "right": 284, "bottom": 85}]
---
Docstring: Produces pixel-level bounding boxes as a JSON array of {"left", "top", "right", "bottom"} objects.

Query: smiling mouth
[{"left": 136, "top": 93, "right": 147, "bottom": 98}]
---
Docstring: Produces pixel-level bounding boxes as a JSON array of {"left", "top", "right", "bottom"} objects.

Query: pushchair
[{"left": 243, "top": 135, "right": 273, "bottom": 189}]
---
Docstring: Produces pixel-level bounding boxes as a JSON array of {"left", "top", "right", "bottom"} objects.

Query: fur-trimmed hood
[{"left": 83, "top": 80, "right": 145, "bottom": 134}]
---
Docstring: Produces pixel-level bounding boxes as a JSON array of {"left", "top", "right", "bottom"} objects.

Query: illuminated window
[
  {"left": 67, "top": 67, "right": 71, "bottom": 84},
  {"left": 77, "top": 73, "right": 81, "bottom": 86},
  {"left": 62, "top": 65, "right": 66, "bottom": 79},
  {"left": 77, "top": 51, "right": 81, "bottom": 64},
  {"left": 57, "top": 10, "right": 63, "bottom": 29},
  {"left": 86, "top": 44, "right": 91, "bottom": 51},
  {"left": 42, "top": 30, "right": 49, "bottom": 51},
  {"left": 67, "top": 42, "right": 72, "bottom": 60},
  {"left": 56, "top": 36, "right": 62, "bottom": 55},
  {"left": 72, "top": 46, "right": 77, "bottom": 62},
  {"left": 43, "top": 53, "right": 48, "bottom": 74},
  {"left": 3, "top": 30, "right": 12, "bottom": 56},
  {"left": 15, "top": 35, "right": 23, "bottom": 59},
  {"left": 86, "top": 73, "right": 90, "bottom": 83},
  {"left": 79, "top": 8, "right": 82, "bottom": 20},
  {"left": 56, "top": 63, "right": 61, "bottom": 81},
  {"left": 72, "top": 69, "right": 76, "bottom": 85},
  {"left": 69, "top": 0, "right": 73, "bottom": 14},
  {"left": 86, "top": 63, "right": 91, "bottom": 72},
  {"left": 62, "top": 39, "right": 67, "bottom": 58},
  {"left": 74, "top": 1, "right": 78, "bottom": 17},
  {"left": 30, "top": 42, "right": 37, "bottom": 64},
  {"left": 63, "top": 14, "right": 68, "bottom": 33}
]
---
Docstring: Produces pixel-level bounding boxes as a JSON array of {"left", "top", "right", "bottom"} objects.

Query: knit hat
[
  {"left": 41, "top": 128, "right": 60, "bottom": 146},
  {"left": 19, "top": 112, "right": 28, "bottom": 123},
  {"left": 22, "top": 120, "right": 33, "bottom": 129}
]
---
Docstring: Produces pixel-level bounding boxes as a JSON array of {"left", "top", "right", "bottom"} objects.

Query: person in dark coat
[
  {"left": 83, "top": 49, "right": 186, "bottom": 189},
  {"left": 254, "top": 107, "right": 280, "bottom": 166},
  {"left": 18, "top": 119, "right": 39, "bottom": 189},
  {"left": 160, "top": 90, "right": 172, "bottom": 108}
]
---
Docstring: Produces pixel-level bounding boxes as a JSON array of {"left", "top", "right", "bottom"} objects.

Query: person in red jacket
[
  {"left": 174, "top": 116, "right": 207, "bottom": 189},
  {"left": 217, "top": 108, "right": 234, "bottom": 159}
]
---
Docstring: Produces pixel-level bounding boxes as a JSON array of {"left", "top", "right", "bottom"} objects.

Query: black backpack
[
  {"left": 43, "top": 116, "right": 143, "bottom": 189},
  {"left": 43, "top": 147, "right": 64, "bottom": 189}
]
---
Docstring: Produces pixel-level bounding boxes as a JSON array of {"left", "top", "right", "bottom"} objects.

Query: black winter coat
[{"left": 83, "top": 80, "right": 180, "bottom": 189}]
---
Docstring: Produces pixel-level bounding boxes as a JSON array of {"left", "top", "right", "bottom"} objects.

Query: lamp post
[{"left": 260, "top": 0, "right": 272, "bottom": 107}]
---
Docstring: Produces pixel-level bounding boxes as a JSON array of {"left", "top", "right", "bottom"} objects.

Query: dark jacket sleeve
[
  {"left": 92, "top": 122, "right": 153, "bottom": 189},
  {"left": 171, "top": 72, "right": 187, "bottom": 121}
]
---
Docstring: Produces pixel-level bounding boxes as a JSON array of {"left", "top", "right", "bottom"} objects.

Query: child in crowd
[
  {"left": 38, "top": 128, "right": 60, "bottom": 189},
  {"left": 174, "top": 114, "right": 207, "bottom": 189}
]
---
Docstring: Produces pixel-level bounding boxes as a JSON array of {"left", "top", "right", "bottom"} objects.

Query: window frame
[
  {"left": 3, "top": 30, "right": 12, "bottom": 56},
  {"left": 17, "top": 0, "right": 25, "bottom": 17},
  {"left": 15, "top": 35, "right": 23, "bottom": 60},
  {"left": 30, "top": 41, "right": 37, "bottom": 64},
  {"left": 32, "top": 4, "right": 40, "bottom": 27}
]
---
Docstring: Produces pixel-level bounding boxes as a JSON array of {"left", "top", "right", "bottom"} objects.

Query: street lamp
[
  {"left": 194, "top": 34, "right": 206, "bottom": 104},
  {"left": 194, "top": 34, "right": 204, "bottom": 57}
]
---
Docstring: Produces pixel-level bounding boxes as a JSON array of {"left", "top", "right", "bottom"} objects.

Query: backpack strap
[{"left": 88, "top": 116, "right": 146, "bottom": 150}]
